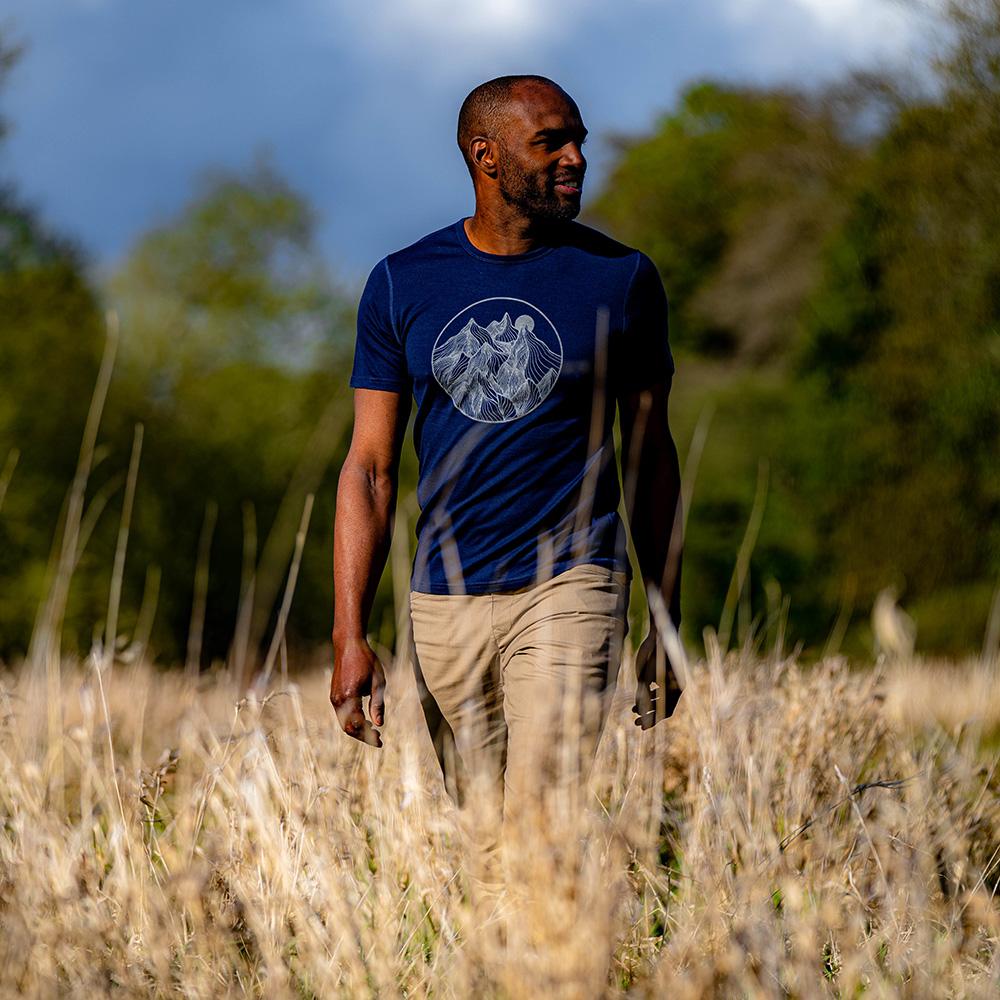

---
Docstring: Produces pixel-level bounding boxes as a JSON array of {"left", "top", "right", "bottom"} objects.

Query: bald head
[
  {"left": 457, "top": 75, "right": 587, "bottom": 225},
  {"left": 457, "top": 75, "right": 569, "bottom": 180}
]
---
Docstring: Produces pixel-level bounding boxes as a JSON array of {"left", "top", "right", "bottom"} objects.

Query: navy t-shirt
[{"left": 349, "top": 217, "right": 674, "bottom": 595}]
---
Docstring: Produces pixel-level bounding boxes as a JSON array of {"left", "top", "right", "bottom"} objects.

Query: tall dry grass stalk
[
  {"left": 0, "top": 447, "right": 19, "bottom": 516},
  {"left": 1, "top": 645, "right": 998, "bottom": 997}
]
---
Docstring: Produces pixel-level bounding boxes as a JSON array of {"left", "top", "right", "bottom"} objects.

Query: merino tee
[{"left": 349, "top": 217, "right": 674, "bottom": 595}]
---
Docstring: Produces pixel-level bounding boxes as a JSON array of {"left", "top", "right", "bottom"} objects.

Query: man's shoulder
[
  {"left": 357, "top": 222, "right": 460, "bottom": 297},
  {"left": 383, "top": 220, "right": 460, "bottom": 269},
  {"left": 560, "top": 220, "right": 640, "bottom": 263}
]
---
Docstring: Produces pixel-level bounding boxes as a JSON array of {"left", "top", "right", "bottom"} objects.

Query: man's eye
[{"left": 539, "top": 135, "right": 586, "bottom": 151}]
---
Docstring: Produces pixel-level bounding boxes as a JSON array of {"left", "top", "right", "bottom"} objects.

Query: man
[{"left": 330, "top": 75, "right": 683, "bottom": 827}]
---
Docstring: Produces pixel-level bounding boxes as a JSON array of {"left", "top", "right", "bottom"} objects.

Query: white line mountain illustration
[{"left": 432, "top": 311, "right": 562, "bottom": 422}]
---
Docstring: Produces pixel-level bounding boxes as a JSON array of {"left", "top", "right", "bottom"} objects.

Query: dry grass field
[{"left": 1, "top": 641, "right": 998, "bottom": 998}]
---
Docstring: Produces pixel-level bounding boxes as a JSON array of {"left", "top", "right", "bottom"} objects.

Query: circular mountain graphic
[{"left": 431, "top": 298, "right": 563, "bottom": 423}]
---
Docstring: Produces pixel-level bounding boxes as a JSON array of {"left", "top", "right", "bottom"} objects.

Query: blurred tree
[
  {"left": 798, "top": 0, "right": 1000, "bottom": 649},
  {"left": 110, "top": 154, "right": 349, "bottom": 388},
  {"left": 587, "top": 81, "right": 858, "bottom": 361},
  {"left": 0, "top": 30, "right": 108, "bottom": 658},
  {"left": 105, "top": 158, "right": 358, "bottom": 665},
  {"left": 0, "top": 188, "right": 105, "bottom": 658},
  {"left": 591, "top": 9, "right": 999, "bottom": 655},
  {"left": 588, "top": 82, "right": 864, "bottom": 649},
  {"left": 0, "top": 26, "right": 391, "bottom": 667}
]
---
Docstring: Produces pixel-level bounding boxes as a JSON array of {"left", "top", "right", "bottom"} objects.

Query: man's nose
[{"left": 562, "top": 142, "right": 586, "bottom": 172}]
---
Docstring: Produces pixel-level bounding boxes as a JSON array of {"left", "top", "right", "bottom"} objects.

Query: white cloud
[
  {"left": 795, "top": 0, "right": 919, "bottom": 44},
  {"left": 794, "top": 0, "right": 880, "bottom": 29},
  {"left": 383, "top": 0, "right": 548, "bottom": 41},
  {"left": 723, "top": 0, "right": 923, "bottom": 54},
  {"left": 329, "top": 0, "right": 928, "bottom": 73},
  {"left": 327, "top": 0, "right": 598, "bottom": 66}
]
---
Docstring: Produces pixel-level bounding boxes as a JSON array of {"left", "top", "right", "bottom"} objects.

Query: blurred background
[{"left": 1, "top": 0, "right": 997, "bottom": 668}]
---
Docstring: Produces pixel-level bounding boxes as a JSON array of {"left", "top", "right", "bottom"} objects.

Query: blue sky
[{"left": 2, "top": 0, "right": 936, "bottom": 284}]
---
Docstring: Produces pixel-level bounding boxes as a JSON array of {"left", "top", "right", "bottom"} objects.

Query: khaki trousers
[{"left": 408, "top": 563, "right": 629, "bottom": 836}]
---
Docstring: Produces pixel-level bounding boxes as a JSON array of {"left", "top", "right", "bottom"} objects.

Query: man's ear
[{"left": 470, "top": 137, "right": 499, "bottom": 179}]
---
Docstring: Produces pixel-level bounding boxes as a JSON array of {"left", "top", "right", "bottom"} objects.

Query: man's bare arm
[
  {"left": 618, "top": 376, "right": 684, "bottom": 727},
  {"left": 331, "top": 388, "right": 411, "bottom": 747}
]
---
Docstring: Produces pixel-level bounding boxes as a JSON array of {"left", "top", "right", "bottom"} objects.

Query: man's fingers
[
  {"left": 333, "top": 697, "right": 363, "bottom": 734},
  {"left": 355, "top": 720, "right": 383, "bottom": 748},
  {"left": 632, "top": 679, "right": 681, "bottom": 729},
  {"left": 370, "top": 672, "right": 386, "bottom": 728},
  {"left": 633, "top": 682, "right": 658, "bottom": 729},
  {"left": 335, "top": 697, "right": 383, "bottom": 748}
]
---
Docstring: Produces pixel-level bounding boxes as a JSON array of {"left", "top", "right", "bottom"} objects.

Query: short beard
[{"left": 497, "top": 149, "right": 579, "bottom": 224}]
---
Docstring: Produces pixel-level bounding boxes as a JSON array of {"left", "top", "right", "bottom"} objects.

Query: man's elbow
[{"left": 340, "top": 454, "right": 398, "bottom": 502}]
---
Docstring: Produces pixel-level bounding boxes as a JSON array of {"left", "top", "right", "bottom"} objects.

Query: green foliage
[
  {"left": 0, "top": 148, "right": 358, "bottom": 663},
  {"left": 667, "top": 363, "right": 829, "bottom": 649},
  {"left": 796, "top": 7, "right": 1000, "bottom": 647},
  {"left": 588, "top": 80, "right": 868, "bottom": 650},
  {"left": 590, "top": 4, "right": 1000, "bottom": 655},
  {"left": 589, "top": 83, "right": 734, "bottom": 333},
  {"left": 0, "top": 189, "right": 105, "bottom": 656},
  {"left": 110, "top": 155, "right": 345, "bottom": 386},
  {"left": 587, "top": 81, "right": 856, "bottom": 360},
  {"left": 99, "top": 160, "right": 357, "bottom": 663}
]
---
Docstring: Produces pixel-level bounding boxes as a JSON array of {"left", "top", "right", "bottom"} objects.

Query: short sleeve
[
  {"left": 349, "top": 258, "right": 410, "bottom": 392},
  {"left": 616, "top": 252, "right": 675, "bottom": 394}
]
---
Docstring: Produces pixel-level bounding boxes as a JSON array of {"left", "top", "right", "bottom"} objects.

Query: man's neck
[{"left": 463, "top": 208, "right": 564, "bottom": 256}]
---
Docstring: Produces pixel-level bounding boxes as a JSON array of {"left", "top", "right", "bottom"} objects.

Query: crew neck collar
[{"left": 454, "top": 217, "right": 561, "bottom": 264}]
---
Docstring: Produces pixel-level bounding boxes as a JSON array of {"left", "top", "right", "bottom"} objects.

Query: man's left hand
[{"left": 632, "top": 630, "right": 682, "bottom": 730}]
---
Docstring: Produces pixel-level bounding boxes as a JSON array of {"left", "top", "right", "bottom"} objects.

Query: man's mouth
[{"left": 554, "top": 179, "right": 583, "bottom": 195}]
